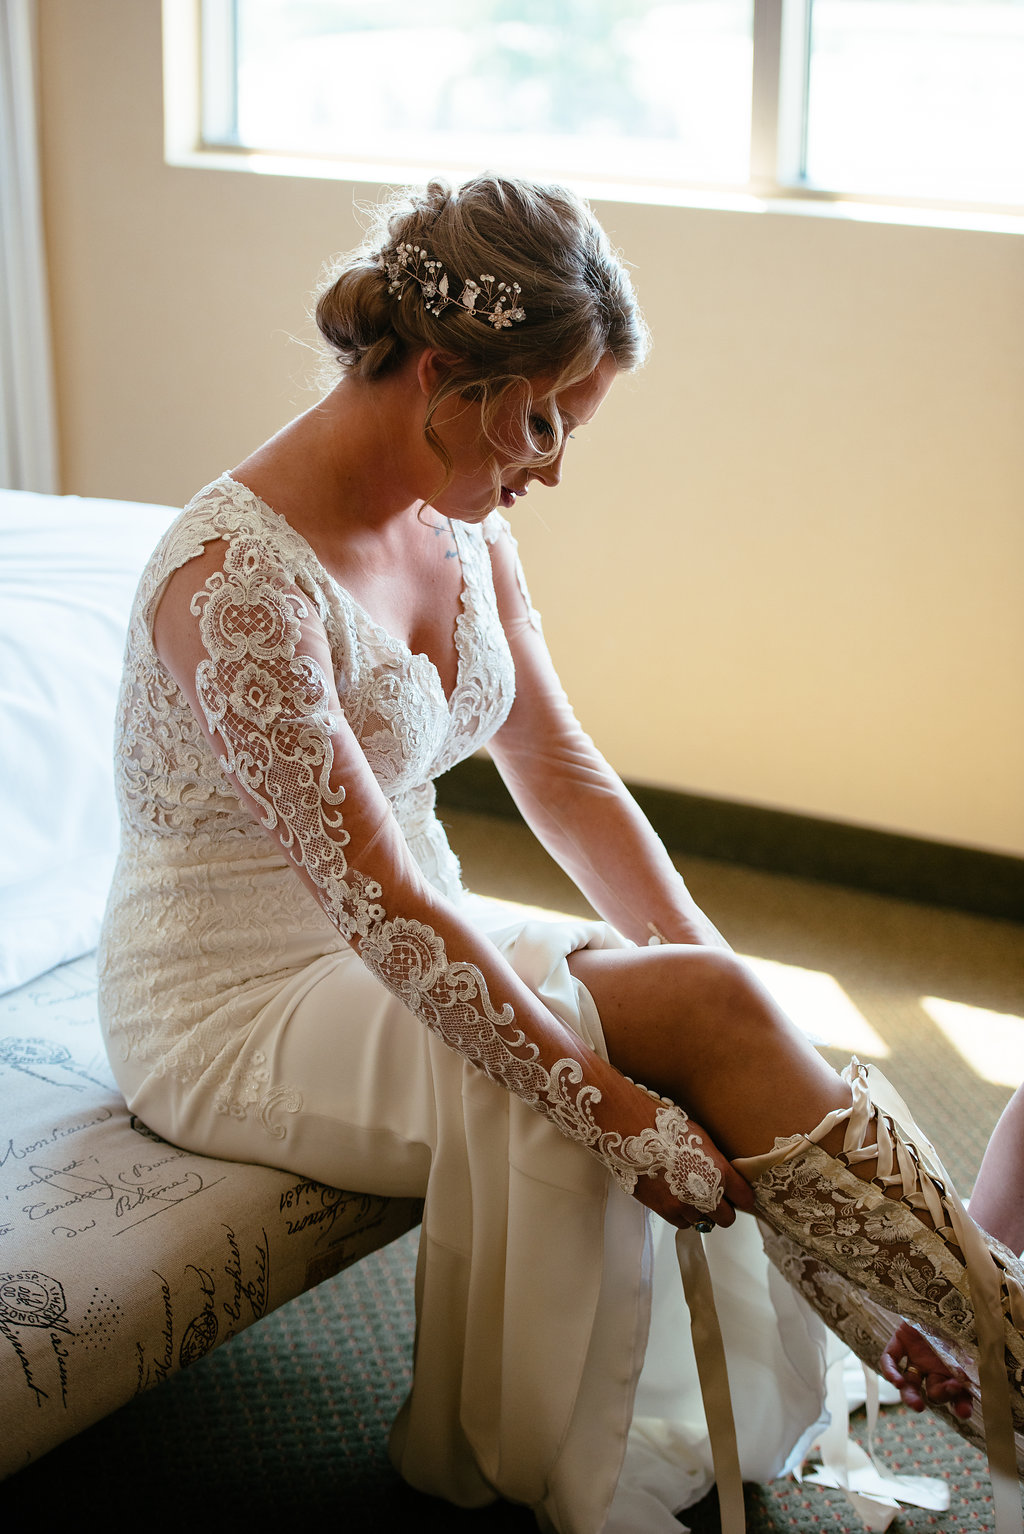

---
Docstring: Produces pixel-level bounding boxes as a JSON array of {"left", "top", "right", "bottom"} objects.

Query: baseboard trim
[{"left": 435, "top": 757, "right": 1024, "bottom": 923}]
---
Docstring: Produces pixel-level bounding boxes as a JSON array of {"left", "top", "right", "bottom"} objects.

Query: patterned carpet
[
  {"left": 3, "top": 810, "right": 1023, "bottom": 1531},
  {"left": 0, "top": 1228, "right": 1006, "bottom": 1531}
]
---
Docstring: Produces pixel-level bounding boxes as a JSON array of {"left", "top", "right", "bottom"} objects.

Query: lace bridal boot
[{"left": 734, "top": 1060, "right": 1024, "bottom": 1529}]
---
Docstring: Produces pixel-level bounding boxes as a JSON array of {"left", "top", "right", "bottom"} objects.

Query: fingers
[
  {"left": 677, "top": 1208, "right": 727, "bottom": 1231},
  {"left": 625, "top": 1109, "right": 754, "bottom": 1232},
  {"left": 675, "top": 1202, "right": 734, "bottom": 1231},
  {"left": 879, "top": 1322, "right": 921, "bottom": 1385},
  {"left": 879, "top": 1332, "right": 911, "bottom": 1390},
  {"left": 900, "top": 1366, "right": 973, "bottom": 1419},
  {"left": 639, "top": 1184, "right": 741, "bottom": 1231},
  {"left": 880, "top": 1322, "right": 974, "bottom": 1420},
  {"left": 929, "top": 1377, "right": 975, "bottom": 1420},
  {"left": 680, "top": 1150, "right": 753, "bottom": 1229},
  {"left": 646, "top": 1136, "right": 755, "bottom": 1230},
  {"left": 691, "top": 1197, "right": 734, "bottom": 1230},
  {"left": 690, "top": 1176, "right": 747, "bottom": 1230},
  {"left": 631, "top": 1174, "right": 737, "bottom": 1231},
  {"left": 721, "top": 1162, "right": 756, "bottom": 1216}
]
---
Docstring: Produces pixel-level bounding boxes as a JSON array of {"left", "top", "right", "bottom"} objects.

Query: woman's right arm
[{"left": 152, "top": 530, "right": 748, "bottom": 1229}]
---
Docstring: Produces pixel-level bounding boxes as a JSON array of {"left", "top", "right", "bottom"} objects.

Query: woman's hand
[
  {"left": 604, "top": 1070, "right": 755, "bottom": 1231},
  {"left": 649, "top": 909, "right": 730, "bottom": 952},
  {"left": 879, "top": 1320, "right": 974, "bottom": 1420},
  {"left": 636, "top": 1119, "right": 755, "bottom": 1230}
]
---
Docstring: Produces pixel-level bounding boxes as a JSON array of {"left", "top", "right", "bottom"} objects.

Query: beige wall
[{"left": 36, "top": 0, "right": 1024, "bottom": 857}]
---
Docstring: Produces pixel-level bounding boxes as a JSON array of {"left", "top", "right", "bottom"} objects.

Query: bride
[{"left": 98, "top": 171, "right": 1019, "bottom": 1532}]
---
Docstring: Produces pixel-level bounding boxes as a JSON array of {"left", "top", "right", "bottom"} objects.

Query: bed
[{"left": 0, "top": 487, "right": 422, "bottom": 1478}]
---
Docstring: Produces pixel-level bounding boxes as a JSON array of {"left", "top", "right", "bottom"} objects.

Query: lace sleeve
[
  {"left": 485, "top": 522, "right": 727, "bottom": 951},
  {"left": 152, "top": 528, "right": 723, "bottom": 1216}
]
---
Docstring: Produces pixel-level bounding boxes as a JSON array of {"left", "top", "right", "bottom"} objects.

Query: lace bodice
[{"left": 113, "top": 473, "right": 516, "bottom": 897}]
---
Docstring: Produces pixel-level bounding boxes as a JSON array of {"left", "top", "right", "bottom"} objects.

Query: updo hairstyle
[{"left": 315, "top": 173, "right": 649, "bottom": 493}]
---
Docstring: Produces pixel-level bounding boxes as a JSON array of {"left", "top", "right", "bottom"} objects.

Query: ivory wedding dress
[{"left": 98, "top": 472, "right": 833, "bottom": 1532}]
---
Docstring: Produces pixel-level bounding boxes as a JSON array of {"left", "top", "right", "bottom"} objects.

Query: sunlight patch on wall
[
  {"left": 742, "top": 955, "right": 890, "bottom": 1059},
  {"left": 920, "top": 997, "right": 1024, "bottom": 1087}
]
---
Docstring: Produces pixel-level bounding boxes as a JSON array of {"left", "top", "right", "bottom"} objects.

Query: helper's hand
[{"left": 880, "top": 1320, "right": 974, "bottom": 1420}]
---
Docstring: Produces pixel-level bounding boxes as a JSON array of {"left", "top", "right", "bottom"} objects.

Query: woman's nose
[{"left": 532, "top": 446, "right": 565, "bottom": 488}]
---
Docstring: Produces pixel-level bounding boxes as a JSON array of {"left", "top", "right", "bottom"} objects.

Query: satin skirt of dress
[{"left": 112, "top": 892, "right": 829, "bottom": 1534}]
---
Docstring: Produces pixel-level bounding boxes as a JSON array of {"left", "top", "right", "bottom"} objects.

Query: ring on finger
[{"left": 694, "top": 1219, "right": 715, "bottom": 1234}]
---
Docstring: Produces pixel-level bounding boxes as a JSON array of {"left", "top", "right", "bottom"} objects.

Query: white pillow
[{"left": 0, "top": 488, "right": 177, "bottom": 991}]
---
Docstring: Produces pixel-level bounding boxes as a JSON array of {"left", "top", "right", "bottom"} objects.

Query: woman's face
[{"left": 424, "top": 351, "right": 618, "bottom": 522}]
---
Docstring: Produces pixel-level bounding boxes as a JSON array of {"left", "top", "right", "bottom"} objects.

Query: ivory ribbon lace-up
[{"left": 741, "top": 1062, "right": 1024, "bottom": 1534}]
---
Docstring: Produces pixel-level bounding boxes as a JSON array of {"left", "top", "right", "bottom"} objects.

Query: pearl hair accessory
[{"left": 381, "top": 242, "right": 526, "bottom": 329}]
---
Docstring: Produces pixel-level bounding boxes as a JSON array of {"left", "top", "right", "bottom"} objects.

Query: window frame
[{"left": 178, "top": 0, "right": 1024, "bottom": 225}]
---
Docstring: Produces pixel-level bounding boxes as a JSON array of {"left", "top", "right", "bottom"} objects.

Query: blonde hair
[{"left": 315, "top": 173, "right": 649, "bottom": 496}]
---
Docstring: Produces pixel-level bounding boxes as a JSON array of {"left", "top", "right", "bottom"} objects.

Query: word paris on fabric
[{"left": 381, "top": 243, "right": 526, "bottom": 329}]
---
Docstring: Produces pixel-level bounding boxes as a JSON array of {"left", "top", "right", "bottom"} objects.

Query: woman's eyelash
[{"left": 530, "top": 417, "right": 576, "bottom": 443}]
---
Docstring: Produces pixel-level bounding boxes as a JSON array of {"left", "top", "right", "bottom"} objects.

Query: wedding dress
[{"left": 98, "top": 471, "right": 837, "bottom": 1532}]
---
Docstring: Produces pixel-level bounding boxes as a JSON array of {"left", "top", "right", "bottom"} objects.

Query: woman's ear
[{"left": 416, "top": 348, "right": 460, "bottom": 397}]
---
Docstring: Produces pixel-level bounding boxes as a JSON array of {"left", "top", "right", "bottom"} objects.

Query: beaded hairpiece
[{"left": 380, "top": 242, "right": 526, "bottom": 329}]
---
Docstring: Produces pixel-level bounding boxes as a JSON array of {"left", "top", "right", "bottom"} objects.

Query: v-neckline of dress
[{"left": 223, "top": 473, "right": 472, "bottom": 711}]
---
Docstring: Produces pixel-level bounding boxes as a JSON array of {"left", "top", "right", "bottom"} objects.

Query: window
[
  {"left": 196, "top": 0, "right": 1024, "bottom": 212},
  {"left": 803, "top": 0, "right": 1024, "bottom": 204}
]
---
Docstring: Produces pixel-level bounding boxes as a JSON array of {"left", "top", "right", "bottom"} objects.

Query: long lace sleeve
[
  {"left": 483, "top": 520, "right": 726, "bottom": 950},
  {"left": 151, "top": 527, "right": 724, "bottom": 1217}
]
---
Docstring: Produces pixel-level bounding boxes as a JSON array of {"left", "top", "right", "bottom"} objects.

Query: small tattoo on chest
[{"left": 428, "top": 520, "right": 459, "bottom": 559}]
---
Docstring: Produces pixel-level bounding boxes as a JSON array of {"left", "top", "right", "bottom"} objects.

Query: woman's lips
[{"left": 499, "top": 486, "right": 527, "bottom": 508}]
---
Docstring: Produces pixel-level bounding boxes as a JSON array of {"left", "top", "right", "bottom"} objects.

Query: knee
[
  {"left": 672, "top": 948, "right": 784, "bottom": 1044},
  {"left": 673, "top": 947, "right": 754, "bottom": 1008}
]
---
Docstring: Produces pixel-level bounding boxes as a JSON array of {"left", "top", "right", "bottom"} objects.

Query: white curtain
[{"left": 0, "top": 0, "right": 57, "bottom": 492}]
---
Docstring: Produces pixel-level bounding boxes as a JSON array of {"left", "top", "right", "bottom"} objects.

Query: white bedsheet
[{"left": 0, "top": 488, "right": 176, "bottom": 991}]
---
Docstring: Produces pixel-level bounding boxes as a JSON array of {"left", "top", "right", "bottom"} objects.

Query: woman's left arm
[{"left": 485, "top": 522, "right": 726, "bottom": 949}]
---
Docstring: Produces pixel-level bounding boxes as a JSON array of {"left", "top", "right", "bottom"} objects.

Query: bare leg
[
  {"left": 566, "top": 945, "right": 855, "bottom": 1159},
  {"left": 970, "top": 1083, "right": 1024, "bottom": 1253}
]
